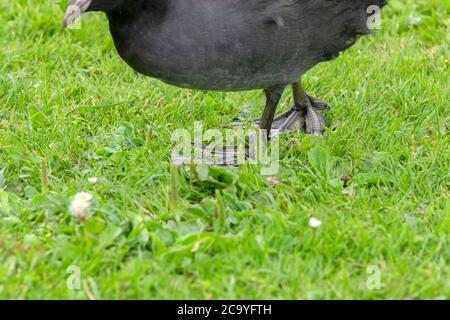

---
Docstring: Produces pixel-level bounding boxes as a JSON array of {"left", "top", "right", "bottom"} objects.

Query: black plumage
[{"left": 63, "top": 0, "right": 387, "bottom": 135}]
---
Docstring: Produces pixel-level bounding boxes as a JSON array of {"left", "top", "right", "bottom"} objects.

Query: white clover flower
[
  {"left": 308, "top": 217, "right": 322, "bottom": 228},
  {"left": 70, "top": 192, "right": 93, "bottom": 221},
  {"left": 74, "top": 192, "right": 92, "bottom": 201},
  {"left": 88, "top": 177, "right": 98, "bottom": 184}
]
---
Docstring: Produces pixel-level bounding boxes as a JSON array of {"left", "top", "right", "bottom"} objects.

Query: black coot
[{"left": 63, "top": 0, "right": 387, "bottom": 135}]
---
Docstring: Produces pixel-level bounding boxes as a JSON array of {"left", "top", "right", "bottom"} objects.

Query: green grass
[{"left": 0, "top": 0, "right": 449, "bottom": 299}]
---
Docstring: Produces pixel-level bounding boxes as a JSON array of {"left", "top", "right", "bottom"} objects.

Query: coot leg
[
  {"left": 258, "top": 86, "right": 285, "bottom": 136},
  {"left": 235, "top": 82, "right": 328, "bottom": 136}
]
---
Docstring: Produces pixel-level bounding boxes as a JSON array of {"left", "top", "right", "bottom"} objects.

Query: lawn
[{"left": 0, "top": 0, "right": 448, "bottom": 299}]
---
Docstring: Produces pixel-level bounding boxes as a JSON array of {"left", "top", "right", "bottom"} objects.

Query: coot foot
[
  {"left": 272, "top": 103, "right": 328, "bottom": 136},
  {"left": 252, "top": 94, "right": 329, "bottom": 136},
  {"left": 240, "top": 82, "right": 328, "bottom": 136}
]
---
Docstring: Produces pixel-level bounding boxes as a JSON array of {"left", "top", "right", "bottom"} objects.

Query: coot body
[{"left": 63, "top": 0, "right": 387, "bottom": 134}]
